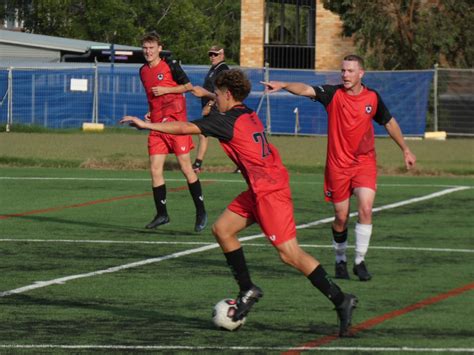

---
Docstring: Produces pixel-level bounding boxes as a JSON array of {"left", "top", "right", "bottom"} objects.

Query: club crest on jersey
[
  {"left": 157, "top": 73, "right": 164, "bottom": 80},
  {"left": 325, "top": 190, "right": 332, "bottom": 198},
  {"left": 365, "top": 104, "right": 373, "bottom": 114}
]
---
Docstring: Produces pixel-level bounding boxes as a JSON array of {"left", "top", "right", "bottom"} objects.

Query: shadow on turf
[
  {"left": 8, "top": 215, "right": 203, "bottom": 237},
  {"left": 4, "top": 294, "right": 342, "bottom": 338}
]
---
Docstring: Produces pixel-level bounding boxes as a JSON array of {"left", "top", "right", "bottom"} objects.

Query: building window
[{"left": 264, "top": 0, "right": 315, "bottom": 69}]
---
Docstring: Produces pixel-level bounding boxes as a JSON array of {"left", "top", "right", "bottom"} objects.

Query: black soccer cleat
[
  {"left": 335, "top": 293, "right": 358, "bottom": 337},
  {"left": 145, "top": 214, "right": 170, "bottom": 229},
  {"left": 194, "top": 212, "right": 208, "bottom": 233},
  {"left": 232, "top": 285, "right": 263, "bottom": 321},
  {"left": 353, "top": 261, "right": 372, "bottom": 281},
  {"left": 335, "top": 261, "right": 350, "bottom": 279}
]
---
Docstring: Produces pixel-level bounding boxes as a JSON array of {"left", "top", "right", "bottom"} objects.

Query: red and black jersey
[
  {"left": 192, "top": 105, "right": 289, "bottom": 195},
  {"left": 140, "top": 57, "right": 190, "bottom": 122},
  {"left": 312, "top": 84, "right": 392, "bottom": 169}
]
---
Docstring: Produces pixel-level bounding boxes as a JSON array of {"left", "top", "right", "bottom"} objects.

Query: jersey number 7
[{"left": 253, "top": 131, "right": 271, "bottom": 158}]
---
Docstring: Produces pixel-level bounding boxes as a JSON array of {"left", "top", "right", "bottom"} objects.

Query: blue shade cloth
[{"left": 0, "top": 65, "right": 433, "bottom": 136}]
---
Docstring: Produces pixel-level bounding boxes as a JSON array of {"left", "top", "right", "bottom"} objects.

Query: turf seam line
[{"left": 0, "top": 181, "right": 213, "bottom": 220}]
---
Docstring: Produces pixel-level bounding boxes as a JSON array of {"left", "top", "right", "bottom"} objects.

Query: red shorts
[
  {"left": 148, "top": 133, "right": 194, "bottom": 156},
  {"left": 228, "top": 188, "right": 297, "bottom": 246},
  {"left": 324, "top": 161, "right": 377, "bottom": 203}
]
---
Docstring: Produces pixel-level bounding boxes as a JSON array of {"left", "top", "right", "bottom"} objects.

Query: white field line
[
  {"left": 0, "top": 345, "right": 472, "bottom": 352},
  {"left": 296, "top": 186, "right": 470, "bottom": 229},
  {"left": 0, "top": 175, "right": 472, "bottom": 189},
  {"left": 0, "top": 186, "right": 470, "bottom": 298},
  {"left": 0, "top": 239, "right": 472, "bottom": 254}
]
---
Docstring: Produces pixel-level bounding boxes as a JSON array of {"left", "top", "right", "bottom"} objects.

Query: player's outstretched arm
[
  {"left": 120, "top": 116, "right": 201, "bottom": 135},
  {"left": 384, "top": 117, "right": 416, "bottom": 169},
  {"left": 261, "top": 81, "right": 316, "bottom": 98}
]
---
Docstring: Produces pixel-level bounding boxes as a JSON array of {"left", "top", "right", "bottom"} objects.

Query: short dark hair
[
  {"left": 141, "top": 31, "right": 162, "bottom": 46},
  {"left": 214, "top": 69, "right": 251, "bottom": 102},
  {"left": 343, "top": 54, "right": 365, "bottom": 69}
]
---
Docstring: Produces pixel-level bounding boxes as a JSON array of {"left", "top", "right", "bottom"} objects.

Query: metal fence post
[
  {"left": 264, "top": 62, "right": 271, "bottom": 134},
  {"left": 92, "top": 60, "right": 99, "bottom": 124},
  {"left": 433, "top": 63, "right": 439, "bottom": 132},
  {"left": 6, "top": 67, "right": 13, "bottom": 132}
]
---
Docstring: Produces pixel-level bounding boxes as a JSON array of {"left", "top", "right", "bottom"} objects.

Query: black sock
[
  {"left": 332, "top": 227, "right": 348, "bottom": 243},
  {"left": 152, "top": 184, "right": 167, "bottom": 216},
  {"left": 188, "top": 179, "right": 205, "bottom": 215},
  {"left": 224, "top": 248, "right": 253, "bottom": 292},
  {"left": 308, "top": 265, "right": 345, "bottom": 307}
]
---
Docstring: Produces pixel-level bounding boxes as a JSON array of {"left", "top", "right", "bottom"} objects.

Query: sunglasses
[{"left": 208, "top": 52, "right": 220, "bottom": 57}]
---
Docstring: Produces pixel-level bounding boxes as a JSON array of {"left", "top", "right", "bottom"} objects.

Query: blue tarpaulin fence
[{"left": 0, "top": 64, "right": 433, "bottom": 136}]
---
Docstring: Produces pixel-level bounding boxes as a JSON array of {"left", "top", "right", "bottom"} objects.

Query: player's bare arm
[
  {"left": 151, "top": 82, "right": 193, "bottom": 96},
  {"left": 384, "top": 117, "right": 416, "bottom": 169},
  {"left": 261, "top": 81, "right": 316, "bottom": 98},
  {"left": 120, "top": 116, "right": 201, "bottom": 135},
  {"left": 191, "top": 86, "right": 216, "bottom": 100}
]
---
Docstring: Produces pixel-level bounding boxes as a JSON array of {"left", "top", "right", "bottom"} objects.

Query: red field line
[
  {"left": 0, "top": 185, "right": 196, "bottom": 220},
  {"left": 283, "top": 282, "right": 474, "bottom": 354}
]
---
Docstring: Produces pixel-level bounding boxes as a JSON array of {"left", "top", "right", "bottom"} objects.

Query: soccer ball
[{"left": 212, "top": 298, "right": 246, "bottom": 331}]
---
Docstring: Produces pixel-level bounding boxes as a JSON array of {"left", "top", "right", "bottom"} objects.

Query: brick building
[{"left": 241, "top": 0, "right": 355, "bottom": 70}]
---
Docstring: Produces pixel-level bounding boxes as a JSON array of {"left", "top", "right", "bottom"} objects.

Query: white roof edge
[
  {"left": 0, "top": 30, "right": 140, "bottom": 53},
  {"left": 0, "top": 39, "right": 85, "bottom": 52}
]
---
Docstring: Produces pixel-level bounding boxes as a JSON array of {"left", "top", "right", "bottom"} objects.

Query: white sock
[
  {"left": 355, "top": 223, "right": 372, "bottom": 265},
  {"left": 333, "top": 240, "right": 347, "bottom": 263}
]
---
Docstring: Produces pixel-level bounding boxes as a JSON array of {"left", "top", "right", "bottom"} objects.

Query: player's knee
[
  {"left": 277, "top": 248, "right": 297, "bottom": 267},
  {"left": 211, "top": 222, "right": 224, "bottom": 240},
  {"left": 358, "top": 205, "right": 372, "bottom": 220},
  {"left": 334, "top": 214, "right": 349, "bottom": 227}
]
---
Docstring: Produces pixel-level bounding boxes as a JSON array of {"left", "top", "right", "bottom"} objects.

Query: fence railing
[
  {"left": 1, "top": 63, "right": 468, "bottom": 136},
  {"left": 433, "top": 67, "right": 474, "bottom": 137}
]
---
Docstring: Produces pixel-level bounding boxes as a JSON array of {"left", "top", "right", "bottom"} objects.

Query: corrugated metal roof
[{"left": 0, "top": 29, "right": 140, "bottom": 53}]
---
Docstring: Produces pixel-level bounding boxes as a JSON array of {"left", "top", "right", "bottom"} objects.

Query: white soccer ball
[{"left": 212, "top": 298, "right": 246, "bottom": 331}]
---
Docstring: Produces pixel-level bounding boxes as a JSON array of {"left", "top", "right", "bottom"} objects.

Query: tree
[
  {"left": 1, "top": 0, "right": 241, "bottom": 65},
  {"left": 322, "top": 0, "right": 473, "bottom": 69}
]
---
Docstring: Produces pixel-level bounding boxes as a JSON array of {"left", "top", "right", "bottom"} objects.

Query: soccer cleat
[
  {"left": 353, "top": 261, "right": 372, "bottom": 281},
  {"left": 194, "top": 212, "right": 208, "bottom": 233},
  {"left": 145, "top": 214, "right": 170, "bottom": 229},
  {"left": 232, "top": 285, "right": 263, "bottom": 321},
  {"left": 335, "top": 261, "right": 350, "bottom": 279},
  {"left": 233, "top": 167, "right": 241, "bottom": 174},
  {"left": 335, "top": 293, "right": 358, "bottom": 337}
]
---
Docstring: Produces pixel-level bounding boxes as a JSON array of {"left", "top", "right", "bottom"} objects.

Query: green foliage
[
  {"left": 322, "top": 0, "right": 473, "bottom": 69},
  {"left": 1, "top": 0, "right": 241, "bottom": 64}
]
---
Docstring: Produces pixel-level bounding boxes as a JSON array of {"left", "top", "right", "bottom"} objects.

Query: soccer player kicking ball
[{"left": 121, "top": 69, "right": 358, "bottom": 337}]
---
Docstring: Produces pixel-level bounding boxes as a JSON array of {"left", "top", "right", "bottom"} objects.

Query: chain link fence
[{"left": 1, "top": 63, "right": 468, "bottom": 137}]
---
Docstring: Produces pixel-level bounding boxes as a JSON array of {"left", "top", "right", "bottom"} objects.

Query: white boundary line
[
  {"left": 0, "top": 344, "right": 472, "bottom": 352},
  {"left": 0, "top": 239, "right": 472, "bottom": 254},
  {"left": 0, "top": 175, "right": 472, "bottom": 189},
  {"left": 0, "top": 186, "right": 470, "bottom": 298}
]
